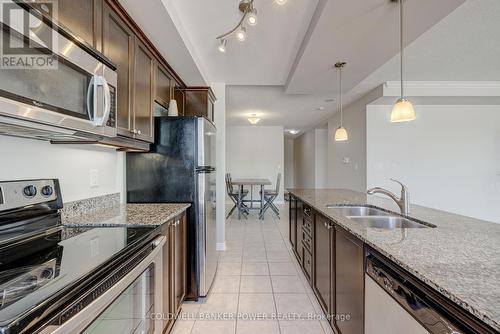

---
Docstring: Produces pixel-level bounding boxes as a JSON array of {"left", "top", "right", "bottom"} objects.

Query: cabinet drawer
[
  {"left": 303, "top": 249, "right": 312, "bottom": 283},
  {"left": 303, "top": 205, "right": 312, "bottom": 219},
  {"left": 302, "top": 231, "right": 312, "bottom": 253},
  {"left": 303, "top": 218, "right": 313, "bottom": 237}
]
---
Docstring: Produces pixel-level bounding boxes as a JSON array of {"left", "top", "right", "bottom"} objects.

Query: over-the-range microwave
[{"left": 0, "top": 1, "right": 117, "bottom": 141}]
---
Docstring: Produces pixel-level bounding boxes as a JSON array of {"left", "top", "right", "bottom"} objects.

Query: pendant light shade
[
  {"left": 390, "top": 0, "right": 416, "bottom": 123},
  {"left": 334, "top": 126, "right": 348, "bottom": 141},
  {"left": 334, "top": 62, "right": 348, "bottom": 142},
  {"left": 391, "top": 98, "right": 416, "bottom": 122}
]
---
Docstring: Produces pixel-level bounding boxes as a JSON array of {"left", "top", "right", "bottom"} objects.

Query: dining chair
[
  {"left": 226, "top": 173, "right": 249, "bottom": 219},
  {"left": 260, "top": 173, "right": 281, "bottom": 219}
]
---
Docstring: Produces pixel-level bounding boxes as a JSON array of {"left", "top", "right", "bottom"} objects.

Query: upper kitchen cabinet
[
  {"left": 155, "top": 63, "right": 173, "bottom": 109},
  {"left": 173, "top": 83, "right": 185, "bottom": 116},
  {"left": 102, "top": 2, "right": 155, "bottom": 143},
  {"left": 184, "top": 88, "right": 216, "bottom": 122},
  {"left": 57, "top": 0, "right": 102, "bottom": 49},
  {"left": 132, "top": 38, "right": 155, "bottom": 142},
  {"left": 102, "top": 2, "right": 134, "bottom": 138}
]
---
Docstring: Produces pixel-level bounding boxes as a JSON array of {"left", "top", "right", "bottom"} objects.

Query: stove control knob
[
  {"left": 23, "top": 185, "right": 37, "bottom": 198},
  {"left": 41, "top": 185, "right": 53, "bottom": 197}
]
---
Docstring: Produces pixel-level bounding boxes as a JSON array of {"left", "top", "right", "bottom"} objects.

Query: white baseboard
[{"left": 216, "top": 242, "right": 227, "bottom": 251}]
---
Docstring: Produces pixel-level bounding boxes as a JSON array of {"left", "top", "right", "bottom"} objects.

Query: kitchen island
[{"left": 288, "top": 188, "right": 500, "bottom": 333}]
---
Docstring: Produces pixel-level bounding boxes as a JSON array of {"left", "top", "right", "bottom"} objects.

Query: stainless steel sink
[
  {"left": 326, "top": 205, "right": 435, "bottom": 229},
  {"left": 348, "top": 216, "right": 431, "bottom": 229},
  {"left": 326, "top": 205, "right": 390, "bottom": 217}
]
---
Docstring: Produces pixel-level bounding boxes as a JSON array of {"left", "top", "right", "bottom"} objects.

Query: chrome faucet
[{"left": 367, "top": 179, "right": 411, "bottom": 215}]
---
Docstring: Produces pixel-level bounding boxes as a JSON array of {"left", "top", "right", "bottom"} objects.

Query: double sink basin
[{"left": 326, "top": 205, "right": 435, "bottom": 229}]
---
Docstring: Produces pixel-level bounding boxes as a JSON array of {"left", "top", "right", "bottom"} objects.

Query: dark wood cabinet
[
  {"left": 160, "top": 213, "right": 187, "bottom": 334},
  {"left": 155, "top": 63, "right": 172, "bottom": 109},
  {"left": 173, "top": 214, "right": 187, "bottom": 313},
  {"left": 57, "top": 0, "right": 102, "bottom": 48},
  {"left": 184, "top": 88, "right": 216, "bottom": 121},
  {"left": 102, "top": 2, "right": 134, "bottom": 137},
  {"left": 103, "top": 4, "right": 154, "bottom": 143},
  {"left": 335, "top": 227, "right": 364, "bottom": 334},
  {"left": 173, "top": 84, "right": 185, "bottom": 116},
  {"left": 295, "top": 200, "right": 303, "bottom": 261},
  {"left": 132, "top": 38, "right": 155, "bottom": 142},
  {"left": 313, "top": 214, "right": 335, "bottom": 319},
  {"left": 289, "top": 195, "right": 297, "bottom": 251}
]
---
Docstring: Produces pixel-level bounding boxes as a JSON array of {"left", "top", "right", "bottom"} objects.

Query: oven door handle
[{"left": 37, "top": 236, "right": 166, "bottom": 334}]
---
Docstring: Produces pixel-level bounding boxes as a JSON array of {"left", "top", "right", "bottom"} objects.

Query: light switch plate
[{"left": 90, "top": 169, "right": 99, "bottom": 188}]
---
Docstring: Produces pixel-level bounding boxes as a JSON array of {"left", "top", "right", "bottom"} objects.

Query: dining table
[{"left": 231, "top": 178, "right": 272, "bottom": 220}]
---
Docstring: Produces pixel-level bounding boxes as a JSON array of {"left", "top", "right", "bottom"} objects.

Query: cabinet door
[
  {"left": 295, "top": 200, "right": 304, "bottom": 261},
  {"left": 132, "top": 38, "right": 155, "bottom": 142},
  {"left": 57, "top": 0, "right": 101, "bottom": 48},
  {"left": 159, "top": 224, "right": 173, "bottom": 332},
  {"left": 102, "top": 3, "right": 134, "bottom": 136},
  {"left": 184, "top": 90, "right": 208, "bottom": 118},
  {"left": 314, "top": 214, "right": 334, "bottom": 317},
  {"left": 289, "top": 195, "right": 297, "bottom": 250},
  {"left": 335, "top": 228, "right": 364, "bottom": 334},
  {"left": 173, "top": 84, "right": 185, "bottom": 116},
  {"left": 155, "top": 63, "right": 172, "bottom": 109},
  {"left": 174, "top": 215, "right": 187, "bottom": 312}
]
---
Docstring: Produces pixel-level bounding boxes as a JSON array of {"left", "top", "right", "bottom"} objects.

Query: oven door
[
  {"left": 0, "top": 1, "right": 117, "bottom": 138},
  {"left": 38, "top": 236, "right": 165, "bottom": 334}
]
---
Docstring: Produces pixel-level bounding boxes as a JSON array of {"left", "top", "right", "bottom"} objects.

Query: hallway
[{"left": 171, "top": 206, "right": 334, "bottom": 334}]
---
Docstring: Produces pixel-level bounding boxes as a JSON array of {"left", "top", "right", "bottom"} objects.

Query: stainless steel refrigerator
[{"left": 126, "top": 116, "right": 217, "bottom": 300}]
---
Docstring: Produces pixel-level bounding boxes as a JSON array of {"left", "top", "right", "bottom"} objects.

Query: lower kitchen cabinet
[
  {"left": 289, "top": 195, "right": 297, "bottom": 251},
  {"left": 159, "top": 212, "right": 187, "bottom": 333},
  {"left": 173, "top": 214, "right": 187, "bottom": 313},
  {"left": 288, "top": 199, "right": 365, "bottom": 334},
  {"left": 313, "top": 213, "right": 335, "bottom": 319},
  {"left": 335, "top": 227, "right": 364, "bottom": 334}
]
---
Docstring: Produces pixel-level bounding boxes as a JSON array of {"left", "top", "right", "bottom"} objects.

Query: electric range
[{"left": 0, "top": 179, "right": 159, "bottom": 334}]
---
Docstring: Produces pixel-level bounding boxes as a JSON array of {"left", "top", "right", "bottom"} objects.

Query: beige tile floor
[{"left": 170, "top": 204, "right": 335, "bottom": 334}]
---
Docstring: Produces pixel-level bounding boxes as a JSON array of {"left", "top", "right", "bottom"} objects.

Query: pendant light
[
  {"left": 334, "top": 62, "right": 348, "bottom": 142},
  {"left": 391, "top": 0, "right": 416, "bottom": 122}
]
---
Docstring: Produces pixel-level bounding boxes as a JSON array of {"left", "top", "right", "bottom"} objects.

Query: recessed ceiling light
[
  {"left": 248, "top": 114, "right": 261, "bottom": 125},
  {"left": 288, "top": 129, "right": 299, "bottom": 135}
]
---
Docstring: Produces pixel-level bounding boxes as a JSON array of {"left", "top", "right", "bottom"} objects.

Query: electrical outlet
[{"left": 90, "top": 169, "right": 99, "bottom": 188}]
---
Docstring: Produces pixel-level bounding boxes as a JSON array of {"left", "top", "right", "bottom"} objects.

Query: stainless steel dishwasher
[{"left": 365, "top": 250, "right": 495, "bottom": 334}]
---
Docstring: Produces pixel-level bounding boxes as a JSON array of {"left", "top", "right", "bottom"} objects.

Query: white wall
[
  {"left": 327, "top": 89, "right": 380, "bottom": 192},
  {"left": 293, "top": 128, "right": 329, "bottom": 189},
  {"left": 314, "top": 129, "right": 328, "bottom": 188},
  {"left": 284, "top": 138, "right": 294, "bottom": 189},
  {"left": 293, "top": 130, "right": 316, "bottom": 188},
  {"left": 0, "top": 136, "right": 125, "bottom": 203},
  {"left": 226, "top": 126, "right": 284, "bottom": 203},
  {"left": 211, "top": 83, "right": 226, "bottom": 250},
  {"left": 367, "top": 104, "right": 500, "bottom": 223}
]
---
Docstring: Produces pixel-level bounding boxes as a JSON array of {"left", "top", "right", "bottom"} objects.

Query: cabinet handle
[
  {"left": 325, "top": 222, "right": 333, "bottom": 230},
  {"left": 130, "top": 129, "right": 137, "bottom": 134},
  {"left": 137, "top": 130, "right": 142, "bottom": 135}
]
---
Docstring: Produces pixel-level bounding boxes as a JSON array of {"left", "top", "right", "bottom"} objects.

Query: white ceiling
[
  {"left": 123, "top": 0, "right": 500, "bottom": 134},
  {"left": 166, "top": 0, "right": 320, "bottom": 85},
  {"left": 226, "top": 85, "right": 335, "bottom": 132}
]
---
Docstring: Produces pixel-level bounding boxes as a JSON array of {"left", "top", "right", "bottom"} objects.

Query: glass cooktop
[{"left": 0, "top": 224, "right": 157, "bottom": 333}]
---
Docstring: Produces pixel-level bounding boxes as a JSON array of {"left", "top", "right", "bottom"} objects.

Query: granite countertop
[
  {"left": 62, "top": 203, "right": 190, "bottom": 227},
  {"left": 288, "top": 188, "right": 500, "bottom": 331}
]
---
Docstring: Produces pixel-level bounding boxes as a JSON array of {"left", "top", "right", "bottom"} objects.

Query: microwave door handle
[
  {"left": 86, "top": 75, "right": 97, "bottom": 125},
  {"left": 100, "top": 76, "right": 111, "bottom": 127},
  {"left": 91, "top": 76, "right": 111, "bottom": 127}
]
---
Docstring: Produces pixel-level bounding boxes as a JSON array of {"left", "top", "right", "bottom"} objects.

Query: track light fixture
[{"left": 216, "top": 0, "right": 256, "bottom": 52}]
